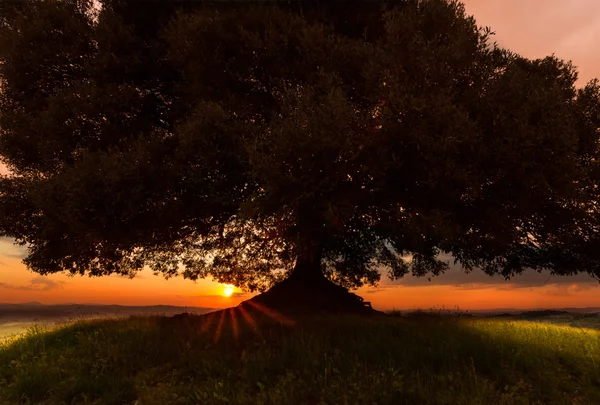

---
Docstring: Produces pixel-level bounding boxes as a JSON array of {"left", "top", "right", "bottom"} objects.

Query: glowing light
[{"left": 223, "top": 285, "right": 234, "bottom": 297}]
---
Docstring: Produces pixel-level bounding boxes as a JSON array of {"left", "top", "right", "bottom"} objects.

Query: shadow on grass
[{"left": 0, "top": 309, "right": 598, "bottom": 405}]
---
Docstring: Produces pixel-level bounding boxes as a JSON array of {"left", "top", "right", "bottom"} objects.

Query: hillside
[
  {"left": 0, "top": 303, "right": 215, "bottom": 322},
  {"left": 1, "top": 311, "right": 599, "bottom": 404},
  {"left": 0, "top": 303, "right": 216, "bottom": 342}
]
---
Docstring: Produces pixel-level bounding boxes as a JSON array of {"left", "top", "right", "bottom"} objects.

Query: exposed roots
[{"left": 239, "top": 273, "right": 383, "bottom": 316}]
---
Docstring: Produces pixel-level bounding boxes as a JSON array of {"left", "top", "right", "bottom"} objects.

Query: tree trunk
[
  {"left": 287, "top": 243, "right": 326, "bottom": 284},
  {"left": 239, "top": 241, "right": 382, "bottom": 316}
]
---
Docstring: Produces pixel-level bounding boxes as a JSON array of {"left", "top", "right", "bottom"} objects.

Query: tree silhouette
[{"left": 1, "top": 0, "right": 599, "bottom": 313}]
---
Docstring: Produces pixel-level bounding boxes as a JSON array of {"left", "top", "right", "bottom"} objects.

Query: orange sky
[{"left": 1, "top": 0, "right": 600, "bottom": 310}]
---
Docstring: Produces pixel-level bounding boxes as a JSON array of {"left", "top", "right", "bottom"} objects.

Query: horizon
[
  {"left": 2, "top": 301, "right": 600, "bottom": 313},
  {"left": 2, "top": 0, "right": 600, "bottom": 311}
]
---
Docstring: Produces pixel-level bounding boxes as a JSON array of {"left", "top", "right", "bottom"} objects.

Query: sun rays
[{"left": 195, "top": 302, "right": 296, "bottom": 344}]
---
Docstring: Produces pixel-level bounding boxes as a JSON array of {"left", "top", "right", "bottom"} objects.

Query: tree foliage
[{"left": 1, "top": 0, "right": 599, "bottom": 292}]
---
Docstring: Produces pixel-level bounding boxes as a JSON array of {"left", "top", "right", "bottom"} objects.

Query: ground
[{"left": 1, "top": 309, "right": 599, "bottom": 405}]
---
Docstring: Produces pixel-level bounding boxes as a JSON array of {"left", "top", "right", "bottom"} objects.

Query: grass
[
  {"left": 0, "top": 309, "right": 599, "bottom": 405},
  {"left": 524, "top": 314, "right": 600, "bottom": 330}
]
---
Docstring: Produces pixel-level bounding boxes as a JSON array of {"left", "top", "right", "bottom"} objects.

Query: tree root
[{"left": 239, "top": 274, "right": 384, "bottom": 316}]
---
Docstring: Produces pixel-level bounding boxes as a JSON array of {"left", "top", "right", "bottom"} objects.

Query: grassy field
[
  {"left": 519, "top": 313, "right": 600, "bottom": 330},
  {"left": 0, "top": 310, "right": 599, "bottom": 405}
]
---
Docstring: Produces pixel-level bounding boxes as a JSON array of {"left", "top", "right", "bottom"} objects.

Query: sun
[{"left": 223, "top": 285, "right": 234, "bottom": 297}]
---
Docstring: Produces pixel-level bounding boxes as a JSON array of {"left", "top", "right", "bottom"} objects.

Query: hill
[
  {"left": 1, "top": 311, "right": 599, "bottom": 404},
  {"left": 0, "top": 303, "right": 215, "bottom": 340},
  {"left": 0, "top": 303, "right": 215, "bottom": 320}
]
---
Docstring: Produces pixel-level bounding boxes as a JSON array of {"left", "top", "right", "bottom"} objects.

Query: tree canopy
[{"left": 1, "top": 0, "right": 599, "bottom": 295}]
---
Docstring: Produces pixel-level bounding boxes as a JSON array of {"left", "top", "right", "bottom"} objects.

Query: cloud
[
  {"left": 110, "top": 272, "right": 145, "bottom": 280},
  {"left": 543, "top": 284, "right": 575, "bottom": 297},
  {"left": 363, "top": 286, "right": 393, "bottom": 294},
  {"left": 0, "top": 276, "right": 65, "bottom": 291},
  {"left": 0, "top": 237, "right": 27, "bottom": 259},
  {"left": 541, "top": 283, "right": 598, "bottom": 297},
  {"left": 177, "top": 291, "right": 252, "bottom": 300},
  {"left": 3, "top": 252, "right": 26, "bottom": 260},
  {"left": 379, "top": 257, "right": 600, "bottom": 290}
]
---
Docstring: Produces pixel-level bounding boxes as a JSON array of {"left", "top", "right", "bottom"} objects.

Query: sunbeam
[
  {"left": 238, "top": 305, "right": 259, "bottom": 333},
  {"left": 200, "top": 311, "right": 216, "bottom": 334},
  {"left": 229, "top": 307, "right": 239, "bottom": 340},
  {"left": 245, "top": 301, "right": 296, "bottom": 327},
  {"left": 214, "top": 309, "right": 226, "bottom": 343}
]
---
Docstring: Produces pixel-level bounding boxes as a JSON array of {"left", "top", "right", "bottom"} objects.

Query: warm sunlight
[
  {"left": 3, "top": 2, "right": 600, "bottom": 403},
  {"left": 223, "top": 285, "right": 234, "bottom": 297}
]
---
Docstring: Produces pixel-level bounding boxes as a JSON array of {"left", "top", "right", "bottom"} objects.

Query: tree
[{"left": 1, "top": 0, "right": 599, "bottom": 314}]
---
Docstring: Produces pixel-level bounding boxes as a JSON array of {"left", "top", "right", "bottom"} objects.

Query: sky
[{"left": 1, "top": 0, "right": 600, "bottom": 311}]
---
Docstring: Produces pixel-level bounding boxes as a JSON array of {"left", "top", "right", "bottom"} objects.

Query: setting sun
[{"left": 223, "top": 285, "right": 234, "bottom": 297}]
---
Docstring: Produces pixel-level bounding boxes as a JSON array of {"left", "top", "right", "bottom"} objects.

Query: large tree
[{"left": 1, "top": 0, "right": 599, "bottom": 313}]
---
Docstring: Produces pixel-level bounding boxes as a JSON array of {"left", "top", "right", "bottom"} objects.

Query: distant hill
[
  {"left": 467, "top": 308, "right": 600, "bottom": 316},
  {"left": 387, "top": 307, "right": 600, "bottom": 317},
  {"left": 0, "top": 303, "right": 216, "bottom": 323}
]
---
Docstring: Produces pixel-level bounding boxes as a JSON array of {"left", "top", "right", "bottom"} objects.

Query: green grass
[
  {"left": 524, "top": 314, "right": 600, "bottom": 330},
  {"left": 0, "top": 311, "right": 599, "bottom": 405}
]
